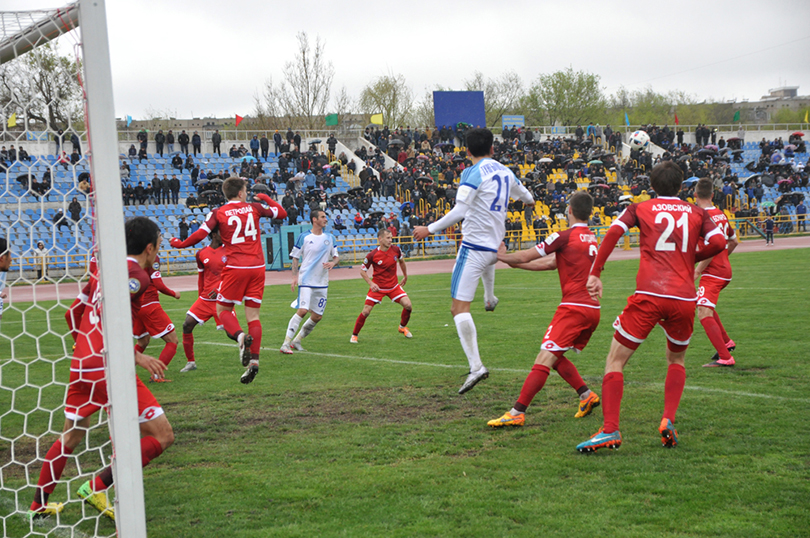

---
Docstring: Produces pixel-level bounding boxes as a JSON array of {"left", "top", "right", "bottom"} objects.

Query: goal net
[{"left": 0, "top": 3, "right": 146, "bottom": 537}]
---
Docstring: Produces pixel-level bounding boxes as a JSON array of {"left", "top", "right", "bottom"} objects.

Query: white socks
[
  {"left": 454, "top": 312, "right": 483, "bottom": 372},
  {"left": 481, "top": 266, "right": 496, "bottom": 305},
  {"left": 285, "top": 314, "right": 303, "bottom": 341},
  {"left": 295, "top": 318, "right": 318, "bottom": 341}
]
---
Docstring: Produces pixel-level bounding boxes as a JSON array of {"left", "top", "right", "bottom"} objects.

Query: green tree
[
  {"left": 358, "top": 73, "right": 414, "bottom": 128},
  {"left": 529, "top": 68, "right": 605, "bottom": 126}
]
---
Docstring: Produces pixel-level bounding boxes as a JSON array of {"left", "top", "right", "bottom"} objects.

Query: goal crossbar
[{"left": 0, "top": 3, "right": 79, "bottom": 65}]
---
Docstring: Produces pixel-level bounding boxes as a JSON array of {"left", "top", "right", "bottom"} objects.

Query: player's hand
[
  {"left": 172, "top": 290, "right": 181, "bottom": 299},
  {"left": 323, "top": 261, "right": 336, "bottom": 270},
  {"left": 169, "top": 238, "right": 182, "bottom": 248},
  {"left": 497, "top": 242, "right": 507, "bottom": 256},
  {"left": 208, "top": 290, "right": 218, "bottom": 300},
  {"left": 135, "top": 351, "right": 166, "bottom": 379},
  {"left": 586, "top": 275, "right": 603, "bottom": 300},
  {"left": 413, "top": 226, "right": 429, "bottom": 240},
  {"left": 399, "top": 276, "right": 407, "bottom": 287},
  {"left": 0, "top": 290, "right": 6, "bottom": 300},
  {"left": 694, "top": 269, "right": 702, "bottom": 282},
  {"left": 291, "top": 280, "right": 297, "bottom": 291},
  {"left": 370, "top": 283, "right": 380, "bottom": 293}
]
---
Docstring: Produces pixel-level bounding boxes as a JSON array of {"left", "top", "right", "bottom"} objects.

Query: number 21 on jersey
[
  {"left": 228, "top": 213, "right": 257, "bottom": 244},
  {"left": 654, "top": 211, "right": 689, "bottom": 252}
]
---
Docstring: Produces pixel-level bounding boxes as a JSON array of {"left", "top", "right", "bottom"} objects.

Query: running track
[{"left": 8, "top": 235, "right": 810, "bottom": 303}]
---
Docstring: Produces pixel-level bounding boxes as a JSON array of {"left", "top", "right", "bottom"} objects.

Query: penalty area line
[{"left": 197, "top": 341, "right": 808, "bottom": 402}]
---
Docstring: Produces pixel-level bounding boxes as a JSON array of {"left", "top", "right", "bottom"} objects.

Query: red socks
[
  {"left": 700, "top": 317, "right": 732, "bottom": 361},
  {"left": 140, "top": 435, "right": 163, "bottom": 467},
  {"left": 663, "top": 364, "right": 686, "bottom": 422},
  {"left": 353, "top": 313, "right": 367, "bottom": 336},
  {"left": 601, "top": 372, "right": 624, "bottom": 433},
  {"left": 158, "top": 342, "right": 177, "bottom": 367},
  {"left": 248, "top": 320, "right": 262, "bottom": 355},
  {"left": 32, "top": 441, "right": 73, "bottom": 507},
  {"left": 219, "top": 309, "right": 243, "bottom": 341},
  {"left": 515, "top": 364, "right": 551, "bottom": 411},
  {"left": 182, "top": 332, "right": 194, "bottom": 362},
  {"left": 134, "top": 343, "right": 146, "bottom": 354},
  {"left": 714, "top": 311, "right": 730, "bottom": 343},
  {"left": 400, "top": 308, "right": 411, "bottom": 327},
  {"left": 552, "top": 356, "right": 587, "bottom": 393}
]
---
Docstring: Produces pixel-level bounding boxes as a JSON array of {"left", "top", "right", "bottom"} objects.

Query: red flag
[
  {"left": 674, "top": 113, "right": 679, "bottom": 126},
  {"left": 235, "top": 114, "right": 243, "bottom": 127}
]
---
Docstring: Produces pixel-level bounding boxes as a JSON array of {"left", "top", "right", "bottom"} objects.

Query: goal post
[{"left": 0, "top": 1, "right": 146, "bottom": 536}]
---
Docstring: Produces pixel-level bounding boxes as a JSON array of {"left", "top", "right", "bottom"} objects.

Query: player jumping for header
[
  {"left": 576, "top": 161, "right": 726, "bottom": 453},
  {"left": 281, "top": 209, "right": 339, "bottom": 354},
  {"left": 351, "top": 227, "right": 413, "bottom": 343},
  {"left": 171, "top": 177, "right": 286, "bottom": 384},
  {"left": 414, "top": 128, "right": 534, "bottom": 394},
  {"left": 487, "top": 192, "right": 601, "bottom": 427}
]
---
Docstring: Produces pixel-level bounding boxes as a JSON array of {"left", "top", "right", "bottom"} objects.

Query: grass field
[{"left": 1, "top": 248, "right": 809, "bottom": 537}]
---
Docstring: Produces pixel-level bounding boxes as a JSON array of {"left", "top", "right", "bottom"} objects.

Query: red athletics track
[{"left": 7, "top": 235, "right": 810, "bottom": 304}]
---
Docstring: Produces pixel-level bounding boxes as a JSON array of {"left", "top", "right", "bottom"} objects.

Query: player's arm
[
  {"left": 587, "top": 206, "right": 636, "bottom": 299},
  {"left": 695, "top": 215, "right": 726, "bottom": 262},
  {"left": 196, "top": 252, "right": 205, "bottom": 296},
  {"left": 323, "top": 255, "right": 339, "bottom": 271},
  {"left": 510, "top": 256, "right": 557, "bottom": 272},
  {"left": 727, "top": 227, "right": 739, "bottom": 255},
  {"left": 171, "top": 221, "right": 212, "bottom": 248},
  {"left": 398, "top": 258, "right": 408, "bottom": 287},
  {"left": 152, "top": 272, "right": 180, "bottom": 299},
  {"left": 290, "top": 257, "right": 299, "bottom": 291},
  {"left": 360, "top": 258, "right": 379, "bottom": 292},
  {"left": 65, "top": 284, "right": 91, "bottom": 342},
  {"left": 135, "top": 349, "right": 167, "bottom": 380},
  {"left": 254, "top": 193, "right": 287, "bottom": 220},
  {"left": 511, "top": 177, "right": 535, "bottom": 205},
  {"left": 414, "top": 200, "right": 470, "bottom": 240}
]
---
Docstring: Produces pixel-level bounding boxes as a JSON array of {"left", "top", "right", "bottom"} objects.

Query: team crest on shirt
[
  {"left": 222, "top": 256, "right": 227, "bottom": 264},
  {"left": 152, "top": 261, "right": 160, "bottom": 270},
  {"left": 129, "top": 278, "right": 141, "bottom": 294},
  {"left": 324, "top": 240, "right": 329, "bottom": 246}
]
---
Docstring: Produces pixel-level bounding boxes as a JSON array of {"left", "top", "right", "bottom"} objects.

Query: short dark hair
[
  {"left": 223, "top": 176, "right": 247, "bottom": 199},
  {"left": 695, "top": 178, "right": 714, "bottom": 200},
  {"left": 310, "top": 209, "right": 324, "bottom": 222},
  {"left": 568, "top": 191, "right": 594, "bottom": 221},
  {"left": 649, "top": 161, "right": 683, "bottom": 197},
  {"left": 466, "top": 128, "right": 494, "bottom": 157},
  {"left": 0, "top": 236, "right": 8, "bottom": 256},
  {"left": 125, "top": 217, "right": 160, "bottom": 255}
]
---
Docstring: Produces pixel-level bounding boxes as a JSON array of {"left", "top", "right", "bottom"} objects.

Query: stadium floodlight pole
[
  {"left": 78, "top": 0, "right": 147, "bottom": 536},
  {"left": 0, "top": 3, "right": 79, "bottom": 64}
]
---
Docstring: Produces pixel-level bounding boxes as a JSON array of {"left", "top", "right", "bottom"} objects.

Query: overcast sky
[{"left": 9, "top": 0, "right": 810, "bottom": 120}]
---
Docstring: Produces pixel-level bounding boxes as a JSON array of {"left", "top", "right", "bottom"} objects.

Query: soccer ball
[{"left": 628, "top": 130, "right": 650, "bottom": 151}]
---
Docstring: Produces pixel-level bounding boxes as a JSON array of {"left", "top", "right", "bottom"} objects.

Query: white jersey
[
  {"left": 290, "top": 231, "right": 338, "bottom": 288},
  {"left": 454, "top": 158, "right": 533, "bottom": 252},
  {"left": 0, "top": 271, "right": 6, "bottom": 316}
]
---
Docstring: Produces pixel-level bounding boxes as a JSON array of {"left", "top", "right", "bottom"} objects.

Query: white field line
[
  {"left": 198, "top": 341, "right": 808, "bottom": 403},
  {"left": 0, "top": 495, "right": 94, "bottom": 538}
]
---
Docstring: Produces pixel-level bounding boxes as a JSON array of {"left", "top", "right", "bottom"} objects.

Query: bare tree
[
  {"left": 257, "top": 32, "right": 335, "bottom": 130},
  {"left": 410, "top": 89, "right": 436, "bottom": 128},
  {"left": 142, "top": 106, "right": 177, "bottom": 131},
  {"left": 358, "top": 73, "right": 413, "bottom": 128},
  {"left": 464, "top": 71, "right": 525, "bottom": 128}
]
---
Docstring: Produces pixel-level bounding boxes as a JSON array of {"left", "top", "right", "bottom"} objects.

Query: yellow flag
[
  {"left": 7, "top": 113, "right": 16, "bottom": 128},
  {"left": 370, "top": 113, "right": 383, "bottom": 125},
  {"left": 805, "top": 109, "right": 808, "bottom": 123}
]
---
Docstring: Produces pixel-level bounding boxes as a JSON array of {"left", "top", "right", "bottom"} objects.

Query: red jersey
[
  {"left": 71, "top": 259, "right": 150, "bottom": 376},
  {"left": 702, "top": 206, "right": 735, "bottom": 281},
  {"left": 202, "top": 200, "right": 279, "bottom": 269},
  {"left": 139, "top": 255, "right": 175, "bottom": 307},
  {"left": 362, "top": 245, "right": 402, "bottom": 290},
  {"left": 612, "top": 197, "right": 722, "bottom": 301},
  {"left": 535, "top": 224, "right": 599, "bottom": 308},
  {"left": 196, "top": 245, "right": 225, "bottom": 300}
]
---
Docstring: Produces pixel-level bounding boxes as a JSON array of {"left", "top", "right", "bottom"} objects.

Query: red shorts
[
  {"left": 64, "top": 373, "right": 163, "bottom": 423},
  {"left": 365, "top": 284, "right": 408, "bottom": 306},
  {"left": 133, "top": 302, "right": 174, "bottom": 339},
  {"left": 613, "top": 293, "right": 696, "bottom": 353},
  {"left": 187, "top": 297, "right": 221, "bottom": 327},
  {"left": 541, "top": 304, "right": 601, "bottom": 353},
  {"left": 697, "top": 275, "right": 730, "bottom": 309},
  {"left": 217, "top": 267, "right": 265, "bottom": 309}
]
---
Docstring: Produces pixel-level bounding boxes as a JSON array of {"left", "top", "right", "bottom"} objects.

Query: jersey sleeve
[
  {"left": 611, "top": 204, "right": 639, "bottom": 233},
  {"left": 361, "top": 250, "right": 374, "bottom": 271},
  {"left": 456, "top": 167, "right": 481, "bottom": 204},
  {"left": 201, "top": 208, "right": 219, "bottom": 233},
  {"left": 392, "top": 245, "right": 402, "bottom": 259},
  {"left": 535, "top": 229, "right": 568, "bottom": 257},
  {"left": 700, "top": 209, "right": 722, "bottom": 241},
  {"left": 290, "top": 233, "right": 305, "bottom": 259},
  {"left": 330, "top": 234, "right": 339, "bottom": 258},
  {"left": 128, "top": 268, "right": 150, "bottom": 305},
  {"left": 196, "top": 250, "right": 205, "bottom": 296}
]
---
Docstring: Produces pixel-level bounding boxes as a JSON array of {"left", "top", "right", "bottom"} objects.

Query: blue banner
[
  {"left": 501, "top": 115, "right": 525, "bottom": 129},
  {"left": 26, "top": 131, "right": 49, "bottom": 141}
]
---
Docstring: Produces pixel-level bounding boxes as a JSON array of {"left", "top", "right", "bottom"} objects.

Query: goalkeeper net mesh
[{"left": 0, "top": 4, "right": 124, "bottom": 537}]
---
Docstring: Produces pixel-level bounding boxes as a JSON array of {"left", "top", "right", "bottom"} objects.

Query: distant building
[{"left": 739, "top": 86, "right": 810, "bottom": 122}]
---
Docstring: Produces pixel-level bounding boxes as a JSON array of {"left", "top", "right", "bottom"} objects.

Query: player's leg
[
  {"left": 657, "top": 300, "right": 695, "bottom": 448},
  {"left": 481, "top": 262, "right": 498, "bottom": 311},
  {"left": 293, "top": 311, "right": 322, "bottom": 348},
  {"left": 713, "top": 310, "right": 733, "bottom": 348},
  {"left": 158, "top": 330, "right": 179, "bottom": 367},
  {"left": 29, "top": 416, "right": 90, "bottom": 517},
  {"left": 698, "top": 305, "right": 735, "bottom": 367},
  {"left": 396, "top": 292, "right": 413, "bottom": 337},
  {"left": 452, "top": 249, "right": 492, "bottom": 394},
  {"left": 553, "top": 355, "right": 600, "bottom": 417},
  {"left": 217, "top": 302, "right": 243, "bottom": 342},
  {"left": 135, "top": 333, "right": 151, "bottom": 354},
  {"left": 181, "top": 314, "right": 199, "bottom": 371},
  {"left": 282, "top": 307, "right": 308, "bottom": 353},
  {"left": 488, "top": 349, "right": 557, "bottom": 427},
  {"left": 352, "top": 301, "right": 375, "bottom": 342}
]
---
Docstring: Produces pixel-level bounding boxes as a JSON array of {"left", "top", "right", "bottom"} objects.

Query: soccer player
[
  {"left": 65, "top": 255, "right": 97, "bottom": 344},
  {"left": 179, "top": 229, "right": 225, "bottom": 372},
  {"left": 576, "top": 161, "right": 726, "bottom": 453},
  {"left": 170, "top": 177, "right": 286, "bottom": 384},
  {"left": 413, "top": 128, "right": 534, "bottom": 394},
  {"left": 0, "top": 237, "right": 10, "bottom": 327},
  {"left": 351, "top": 228, "right": 412, "bottom": 343},
  {"left": 28, "top": 217, "right": 175, "bottom": 521},
  {"left": 487, "top": 192, "right": 601, "bottom": 427},
  {"left": 132, "top": 253, "right": 181, "bottom": 381},
  {"left": 692, "top": 178, "right": 739, "bottom": 367},
  {"left": 281, "top": 209, "right": 339, "bottom": 354}
]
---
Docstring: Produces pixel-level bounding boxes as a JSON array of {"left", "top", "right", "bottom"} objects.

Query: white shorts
[
  {"left": 291, "top": 286, "right": 328, "bottom": 315},
  {"left": 450, "top": 247, "right": 497, "bottom": 302}
]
